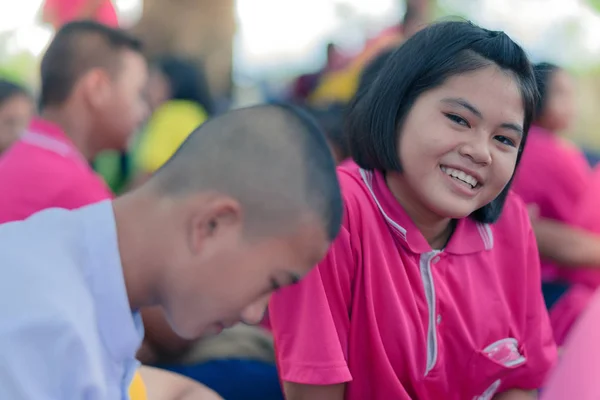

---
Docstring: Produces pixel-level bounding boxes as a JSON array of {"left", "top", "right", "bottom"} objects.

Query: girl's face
[
  {"left": 539, "top": 69, "right": 576, "bottom": 133},
  {"left": 390, "top": 66, "right": 524, "bottom": 223},
  {"left": 0, "top": 94, "right": 33, "bottom": 154}
]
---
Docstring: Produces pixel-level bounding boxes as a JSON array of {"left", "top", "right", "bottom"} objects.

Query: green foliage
[{"left": 588, "top": 0, "right": 600, "bottom": 13}]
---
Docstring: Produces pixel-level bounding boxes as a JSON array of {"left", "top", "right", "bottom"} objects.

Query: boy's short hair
[{"left": 40, "top": 20, "right": 143, "bottom": 109}]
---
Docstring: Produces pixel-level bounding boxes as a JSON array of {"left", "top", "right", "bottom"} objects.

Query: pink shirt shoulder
[
  {"left": 512, "top": 125, "right": 590, "bottom": 222},
  {"left": 0, "top": 118, "right": 112, "bottom": 224},
  {"left": 269, "top": 163, "right": 556, "bottom": 400}
]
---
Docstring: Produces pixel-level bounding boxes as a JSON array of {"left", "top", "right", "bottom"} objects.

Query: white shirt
[{"left": 0, "top": 200, "right": 144, "bottom": 399}]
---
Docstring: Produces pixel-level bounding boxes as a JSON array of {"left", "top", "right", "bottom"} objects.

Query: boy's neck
[
  {"left": 40, "top": 107, "right": 96, "bottom": 161},
  {"left": 112, "top": 191, "right": 166, "bottom": 312}
]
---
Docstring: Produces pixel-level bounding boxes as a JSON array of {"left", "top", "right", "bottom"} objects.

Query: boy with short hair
[{"left": 0, "top": 103, "right": 342, "bottom": 398}]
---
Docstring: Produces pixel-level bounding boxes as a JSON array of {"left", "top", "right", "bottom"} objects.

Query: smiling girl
[{"left": 269, "top": 21, "right": 556, "bottom": 400}]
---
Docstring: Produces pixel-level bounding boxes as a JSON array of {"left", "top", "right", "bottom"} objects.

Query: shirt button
[
  {"left": 437, "top": 314, "right": 442, "bottom": 324},
  {"left": 432, "top": 256, "right": 440, "bottom": 264}
]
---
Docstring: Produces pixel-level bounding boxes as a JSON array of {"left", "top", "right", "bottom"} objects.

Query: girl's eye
[
  {"left": 494, "top": 135, "right": 517, "bottom": 148},
  {"left": 444, "top": 113, "right": 471, "bottom": 128}
]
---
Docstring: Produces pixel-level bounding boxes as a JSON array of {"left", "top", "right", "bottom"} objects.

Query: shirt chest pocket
[{"left": 466, "top": 338, "right": 528, "bottom": 400}]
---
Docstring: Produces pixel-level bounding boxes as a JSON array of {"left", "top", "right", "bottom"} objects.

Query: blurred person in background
[
  {"left": 542, "top": 149, "right": 600, "bottom": 345},
  {"left": 512, "top": 63, "right": 591, "bottom": 308},
  {"left": 42, "top": 0, "right": 131, "bottom": 194},
  {"left": 306, "top": 0, "right": 428, "bottom": 106},
  {"left": 289, "top": 43, "right": 350, "bottom": 104},
  {"left": 0, "top": 79, "right": 34, "bottom": 155},
  {"left": 130, "top": 56, "right": 215, "bottom": 186},
  {"left": 307, "top": 104, "right": 349, "bottom": 165},
  {"left": 0, "top": 20, "right": 148, "bottom": 223}
]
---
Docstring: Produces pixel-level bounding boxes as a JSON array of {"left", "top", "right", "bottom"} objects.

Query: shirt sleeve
[
  {"left": 0, "top": 314, "right": 106, "bottom": 399},
  {"left": 501, "top": 226, "right": 558, "bottom": 391},
  {"left": 269, "top": 225, "right": 355, "bottom": 385},
  {"left": 539, "top": 150, "right": 590, "bottom": 222}
]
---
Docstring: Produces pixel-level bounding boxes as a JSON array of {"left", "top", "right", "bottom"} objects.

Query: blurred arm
[
  {"left": 139, "top": 366, "right": 223, "bottom": 400},
  {"left": 494, "top": 389, "right": 536, "bottom": 400},
  {"left": 532, "top": 219, "right": 600, "bottom": 267},
  {"left": 283, "top": 382, "right": 345, "bottom": 400}
]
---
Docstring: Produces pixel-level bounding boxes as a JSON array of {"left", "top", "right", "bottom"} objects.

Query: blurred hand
[{"left": 527, "top": 204, "right": 540, "bottom": 221}]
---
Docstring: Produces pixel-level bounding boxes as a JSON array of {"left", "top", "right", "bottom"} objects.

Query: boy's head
[
  {"left": 117, "top": 104, "right": 342, "bottom": 339},
  {"left": 40, "top": 21, "right": 148, "bottom": 151},
  {"left": 0, "top": 80, "right": 33, "bottom": 154},
  {"left": 533, "top": 62, "right": 575, "bottom": 133}
]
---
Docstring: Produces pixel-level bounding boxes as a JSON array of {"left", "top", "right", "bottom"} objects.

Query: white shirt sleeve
[{"left": 0, "top": 313, "right": 107, "bottom": 400}]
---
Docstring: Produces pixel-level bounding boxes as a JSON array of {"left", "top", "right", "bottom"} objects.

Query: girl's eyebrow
[{"left": 441, "top": 97, "right": 524, "bottom": 136}]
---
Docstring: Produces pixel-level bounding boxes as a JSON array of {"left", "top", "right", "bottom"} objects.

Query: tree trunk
[{"left": 131, "top": 0, "right": 236, "bottom": 101}]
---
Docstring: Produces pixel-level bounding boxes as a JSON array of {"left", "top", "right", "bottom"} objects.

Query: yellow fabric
[
  {"left": 308, "top": 65, "right": 362, "bottom": 106},
  {"left": 128, "top": 371, "right": 148, "bottom": 400},
  {"left": 309, "top": 31, "right": 404, "bottom": 106},
  {"left": 136, "top": 100, "right": 208, "bottom": 173}
]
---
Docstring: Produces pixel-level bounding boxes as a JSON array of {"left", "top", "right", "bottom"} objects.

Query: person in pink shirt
[
  {"left": 0, "top": 21, "right": 148, "bottom": 223},
  {"left": 511, "top": 63, "right": 591, "bottom": 294},
  {"left": 546, "top": 165, "right": 600, "bottom": 345},
  {"left": 0, "top": 80, "right": 34, "bottom": 155},
  {"left": 269, "top": 21, "right": 557, "bottom": 400},
  {"left": 42, "top": 0, "right": 119, "bottom": 30},
  {"left": 541, "top": 288, "right": 600, "bottom": 400}
]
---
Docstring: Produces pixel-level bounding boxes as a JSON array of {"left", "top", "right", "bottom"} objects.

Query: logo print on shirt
[{"left": 483, "top": 338, "right": 526, "bottom": 368}]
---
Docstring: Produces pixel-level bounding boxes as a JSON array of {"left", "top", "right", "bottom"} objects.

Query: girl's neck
[{"left": 385, "top": 171, "right": 454, "bottom": 250}]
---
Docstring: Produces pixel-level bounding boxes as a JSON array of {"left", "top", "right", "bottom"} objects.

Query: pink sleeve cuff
[{"left": 280, "top": 361, "right": 353, "bottom": 385}]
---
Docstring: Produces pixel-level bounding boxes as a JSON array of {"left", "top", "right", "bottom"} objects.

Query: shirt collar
[
  {"left": 359, "top": 167, "right": 493, "bottom": 255},
  {"left": 22, "top": 118, "right": 86, "bottom": 163},
  {"left": 79, "top": 200, "right": 144, "bottom": 361}
]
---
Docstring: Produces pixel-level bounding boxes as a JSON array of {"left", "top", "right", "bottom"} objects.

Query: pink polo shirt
[
  {"left": 270, "top": 163, "right": 557, "bottom": 400},
  {"left": 549, "top": 165, "right": 600, "bottom": 344},
  {"left": 0, "top": 118, "right": 112, "bottom": 224},
  {"left": 542, "top": 289, "right": 600, "bottom": 400},
  {"left": 512, "top": 125, "right": 591, "bottom": 281},
  {"left": 44, "top": 0, "right": 119, "bottom": 29}
]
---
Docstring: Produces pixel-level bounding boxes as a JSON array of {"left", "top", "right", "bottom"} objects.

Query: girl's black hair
[
  {"left": 532, "top": 62, "right": 560, "bottom": 120},
  {"left": 357, "top": 47, "right": 397, "bottom": 96},
  {"left": 154, "top": 56, "right": 215, "bottom": 116},
  {"left": 346, "top": 20, "right": 538, "bottom": 224}
]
